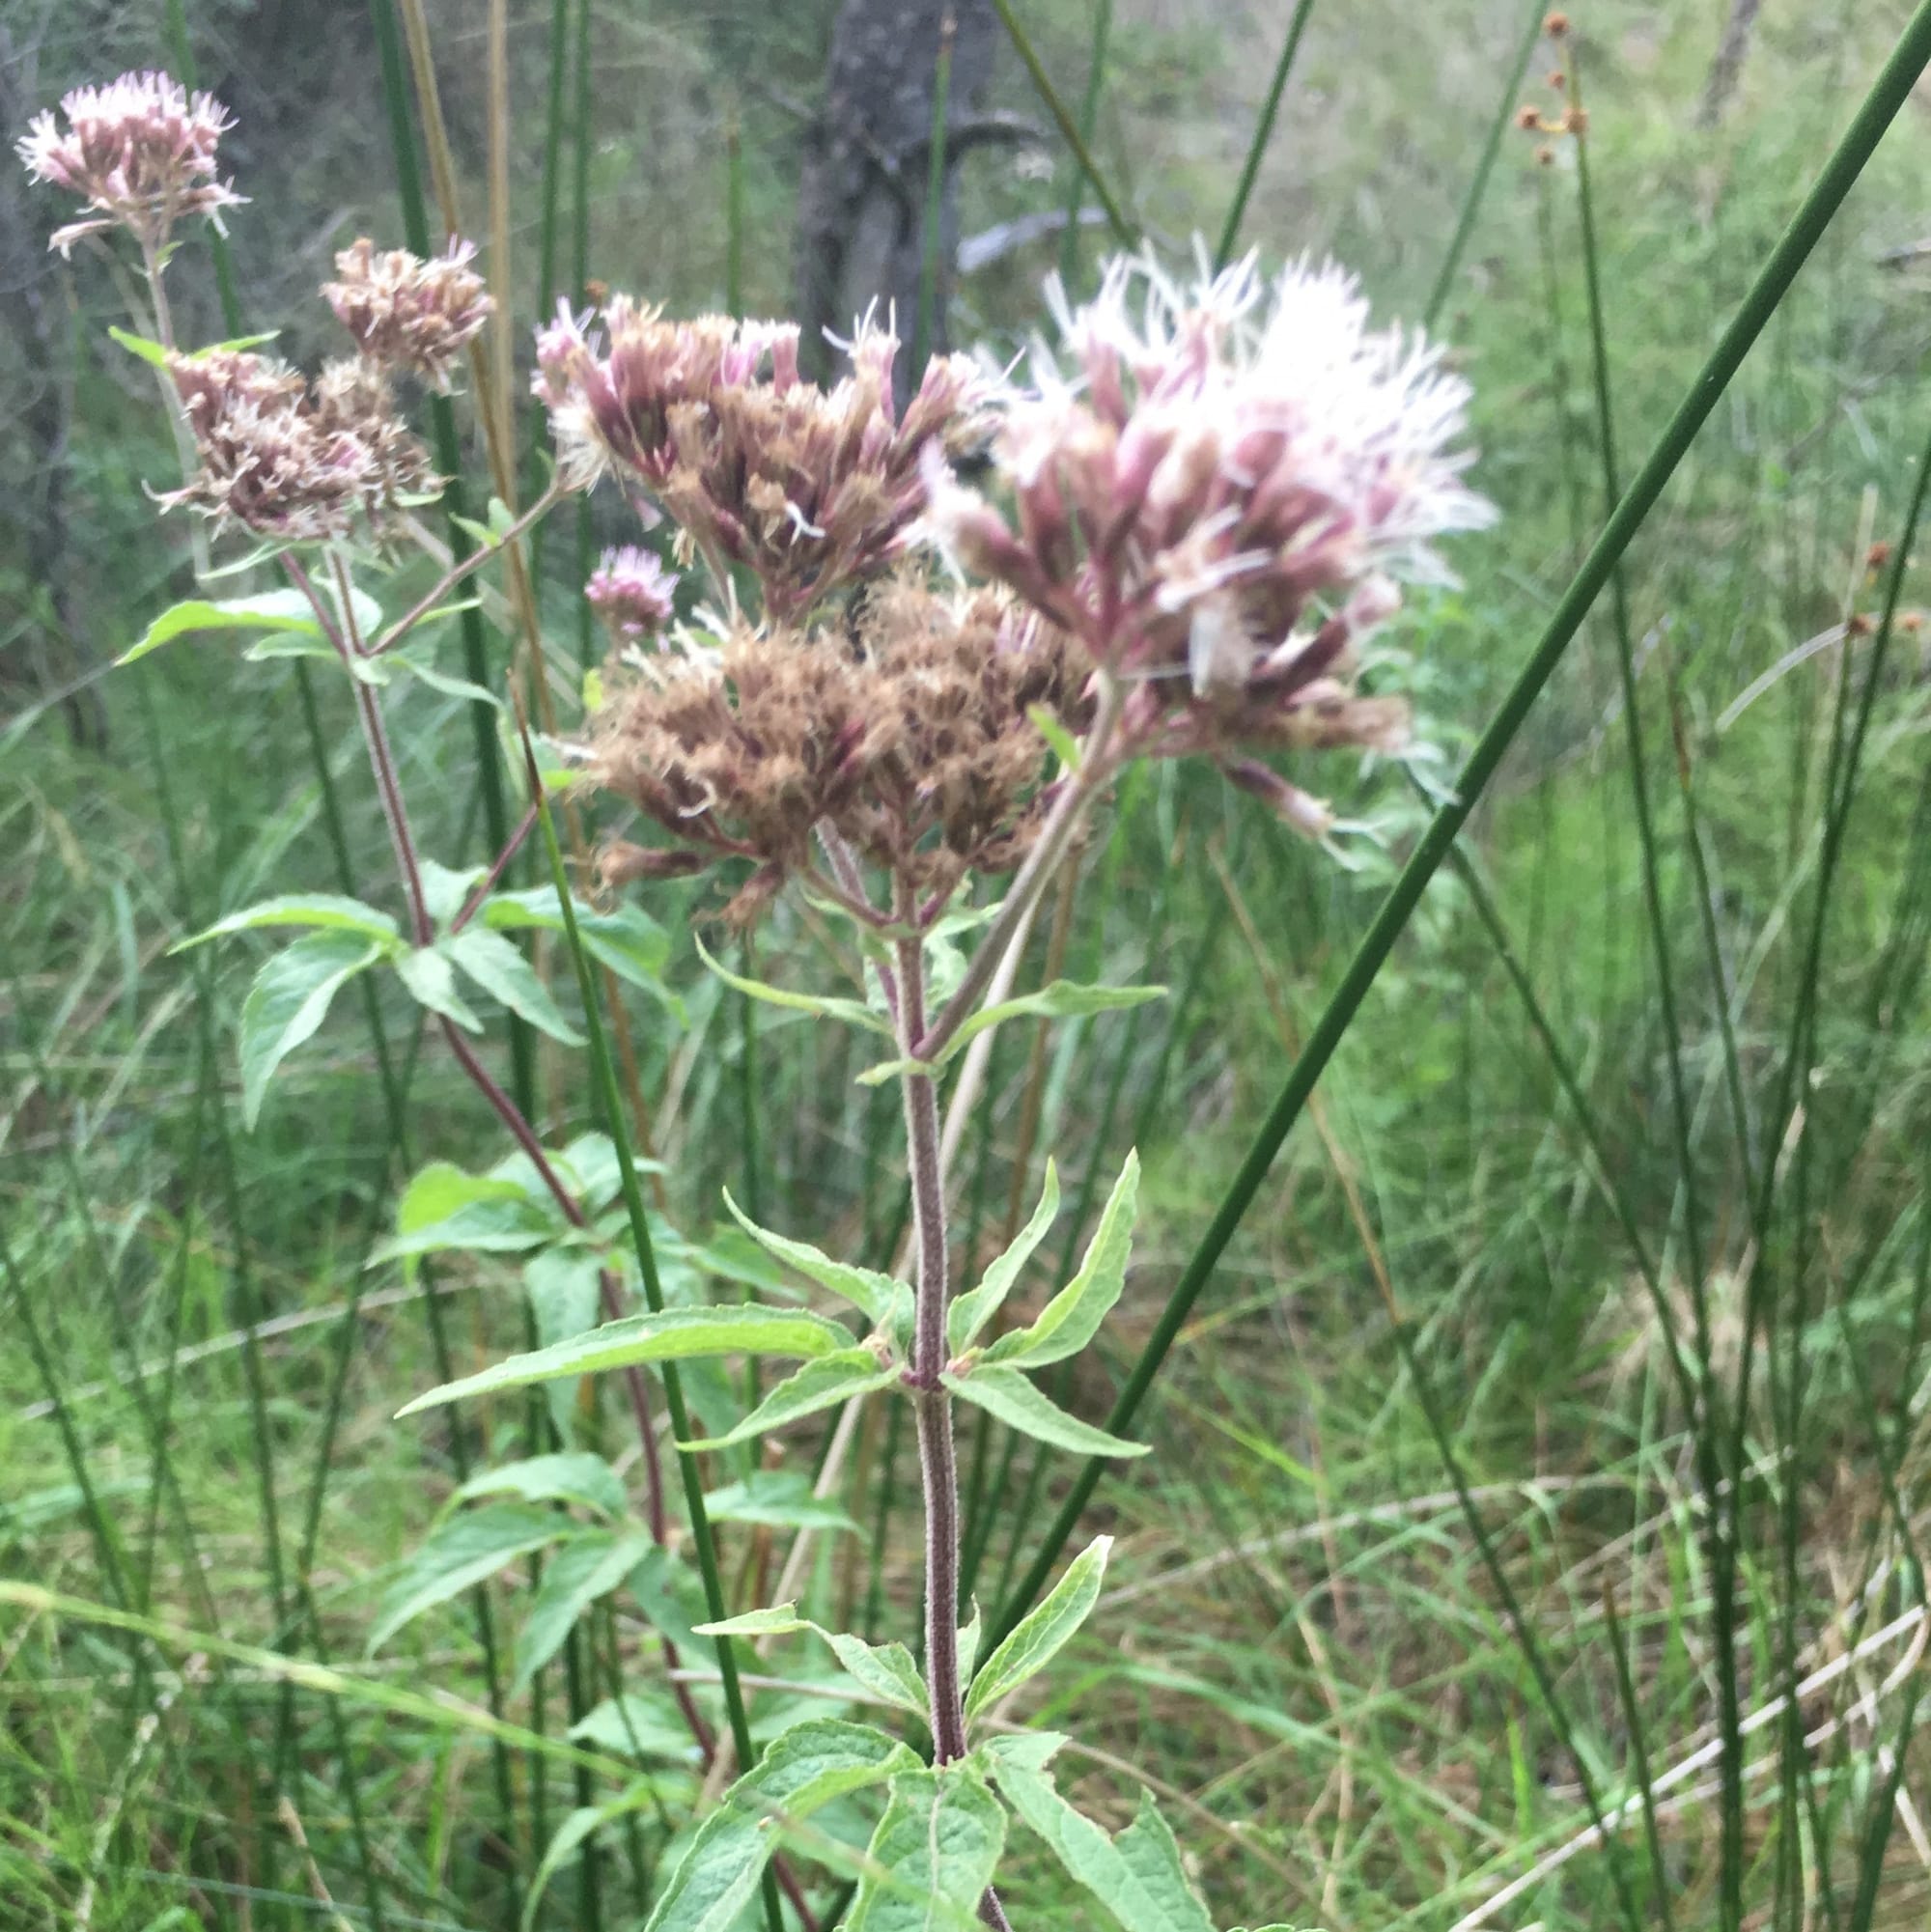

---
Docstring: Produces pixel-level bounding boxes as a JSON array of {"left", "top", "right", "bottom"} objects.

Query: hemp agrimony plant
[{"left": 25, "top": 70, "right": 1487, "bottom": 1931}]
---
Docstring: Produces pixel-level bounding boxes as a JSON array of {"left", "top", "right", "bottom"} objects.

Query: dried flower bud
[
  {"left": 587, "top": 546, "right": 680, "bottom": 639},
  {"left": 1225, "top": 758, "right": 1337, "bottom": 841},
  {"left": 1544, "top": 11, "right": 1570, "bottom": 37},
  {"left": 534, "top": 297, "right": 993, "bottom": 616},
  {"left": 16, "top": 69, "right": 242, "bottom": 254},
  {"left": 1517, "top": 103, "right": 1545, "bottom": 130},
  {"left": 926, "top": 249, "right": 1488, "bottom": 785},
  {"left": 323, "top": 237, "right": 492, "bottom": 392}
]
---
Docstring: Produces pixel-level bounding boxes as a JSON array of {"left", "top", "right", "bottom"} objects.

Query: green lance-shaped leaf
[
  {"left": 693, "top": 932, "right": 894, "bottom": 1037},
  {"left": 395, "top": 944, "right": 482, "bottom": 1031},
  {"left": 418, "top": 857, "right": 488, "bottom": 930},
  {"left": 238, "top": 932, "right": 386, "bottom": 1129},
  {"left": 857, "top": 983, "right": 1165, "bottom": 1083},
  {"left": 175, "top": 891, "right": 402, "bottom": 952},
  {"left": 367, "top": 1504, "right": 571, "bottom": 1654},
  {"left": 989, "top": 1763, "right": 1214, "bottom": 1932},
  {"left": 120, "top": 588, "right": 325, "bottom": 667},
  {"left": 443, "top": 925, "right": 585, "bottom": 1044},
  {"left": 397, "top": 1304, "right": 861, "bottom": 1417},
  {"left": 371, "top": 1160, "right": 566, "bottom": 1265},
  {"left": 846, "top": 1765, "right": 1008, "bottom": 1931},
  {"left": 942, "top": 1367, "right": 1148, "bottom": 1460},
  {"left": 949, "top": 1159, "right": 1060, "bottom": 1354},
  {"left": 384, "top": 641, "right": 502, "bottom": 709},
  {"left": 981, "top": 1150, "right": 1138, "bottom": 1369},
  {"left": 678, "top": 1350, "right": 901, "bottom": 1452},
  {"left": 482, "top": 884, "right": 672, "bottom": 997},
  {"left": 455, "top": 1452, "right": 629, "bottom": 1520},
  {"left": 720, "top": 1189, "right": 903, "bottom": 1327},
  {"left": 703, "top": 1471, "right": 857, "bottom": 1533},
  {"left": 643, "top": 1718, "right": 917, "bottom": 1932},
  {"left": 693, "top": 1604, "right": 928, "bottom": 1719},
  {"left": 964, "top": 1532, "right": 1111, "bottom": 1723},
  {"left": 514, "top": 1526, "right": 654, "bottom": 1689},
  {"left": 524, "top": 1781, "right": 660, "bottom": 1932}
]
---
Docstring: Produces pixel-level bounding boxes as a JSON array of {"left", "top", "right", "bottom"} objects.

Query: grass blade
[{"left": 1214, "top": 0, "right": 1316, "bottom": 270}]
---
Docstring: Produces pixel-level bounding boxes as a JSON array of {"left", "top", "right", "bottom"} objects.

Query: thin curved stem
[{"left": 918, "top": 672, "right": 1122, "bottom": 1063}]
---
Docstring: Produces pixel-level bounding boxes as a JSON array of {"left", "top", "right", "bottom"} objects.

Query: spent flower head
[
  {"left": 588, "top": 575, "right": 1091, "bottom": 921},
  {"left": 926, "top": 248, "right": 1492, "bottom": 827},
  {"left": 16, "top": 69, "right": 242, "bottom": 254},
  {"left": 159, "top": 346, "right": 433, "bottom": 542},
  {"left": 535, "top": 298, "right": 992, "bottom": 618},
  {"left": 323, "top": 237, "right": 493, "bottom": 392}
]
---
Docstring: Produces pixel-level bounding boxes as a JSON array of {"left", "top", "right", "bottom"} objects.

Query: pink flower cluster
[
  {"left": 15, "top": 70, "right": 242, "bottom": 254},
  {"left": 587, "top": 546, "right": 681, "bottom": 640},
  {"left": 926, "top": 251, "right": 1494, "bottom": 831},
  {"left": 534, "top": 299, "right": 991, "bottom": 618}
]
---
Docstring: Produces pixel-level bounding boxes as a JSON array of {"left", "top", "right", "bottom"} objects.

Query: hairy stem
[{"left": 895, "top": 909, "right": 969, "bottom": 1767}]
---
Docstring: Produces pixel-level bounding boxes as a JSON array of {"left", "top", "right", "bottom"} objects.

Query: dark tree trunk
[
  {"left": 793, "top": 0, "right": 998, "bottom": 396},
  {"left": 1697, "top": 0, "right": 1763, "bottom": 128}
]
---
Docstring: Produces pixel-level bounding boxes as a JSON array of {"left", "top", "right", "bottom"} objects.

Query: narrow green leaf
[
  {"left": 703, "top": 1470, "right": 858, "bottom": 1532},
  {"left": 455, "top": 1452, "right": 629, "bottom": 1519},
  {"left": 483, "top": 885, "right": 671, "bottom": 994},
  {"left": 570, "top": 1690, "right": 703, "bottom": 1763},
  {"left": 419, "top": 858, "right": 488, "bottom": 930},
  {"left": 847, "top": 1766, "right": 1007, "bottom": 1931},
  {"left": 514, "top": 1526, "right": 654, "bottom": 1689},
  {"left": 642, "top": 1719, "right": 917, "bottom": 1932},
  {"left": 678, "top": 1351, "right": 899, "bottom": 1452},
  {"left": 387, "top": 644, "right": 504, "bottom": 709},
  {"left": 693, "top": 1606, "right": 929, "bottom": 1719},
  {"left": 372, "top": 1161, "right": 563, "bottom": 1265},
  {"left": 693, "top": 933, "right": 893, "bottom": 1037},
  {"left": 993, "top": 1765, "right": 1214, "bottom": 1932},
  {"left": 691, "top": 1603, "right": 807, "bottom": 1638},
  {"left": 367, "top": 1504, "right": 569, "bottom": 1653},
  {"left": 110, "top": 323, "right": 279, "bottom": 367},
  {"left": 982, "top": 1150, "right": 1138, "bottom": 1368},
  {"left": 941, "top": 982, "right": 1163, "bottom": 1062},
  {"left": 176, "top": 892, "right": 401, "bottom": 952},
  {"left": 942, "top": 1368, "right": 1148, "bottom": 1460},
  {"left": 720, "top": 1190, "right": 902, "bottom": 1326},
  {"left": 445, "top": 926, "right": 584, "bottom": 1044},
  {"left": 524, "top": 1781, "right": 660, "bottom": 1932},
  {"left": 964, "top": 1533, "right": 1111, "bottom": 1722},
  {"left": 396, "top": 944, "right": 483, "bottom": 1031},
  {"left": 818, "top": 1628, "right": 928, "bottom": 1720},
  {"left": 238, "top": 933, "right": 384, "bottom": 1128},
  {"left": 398, "top": 1305, "right": 862, "bottom": 1416},
  {"left": 949, "top": 1159, "right": 1060, "bottom": 1353}
]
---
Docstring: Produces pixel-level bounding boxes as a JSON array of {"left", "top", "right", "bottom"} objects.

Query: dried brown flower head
[
  {"left": 587, "top": 576, "right": 1092, "bottom": 919},
  {"left": 159, "top": 347, "right": 433, "bottom": 541},
  {"left": 1545, "top": 11, "right": 1570, "bottom": 37},
  {"left": 534, "top": 299, "right": 992, "bottom": 618},
  {"left": 16, "top": 70, "right": 242, "bottom": 254},
  {"left": 323, "top": 237, "right": 493, "bottom": 392}
]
